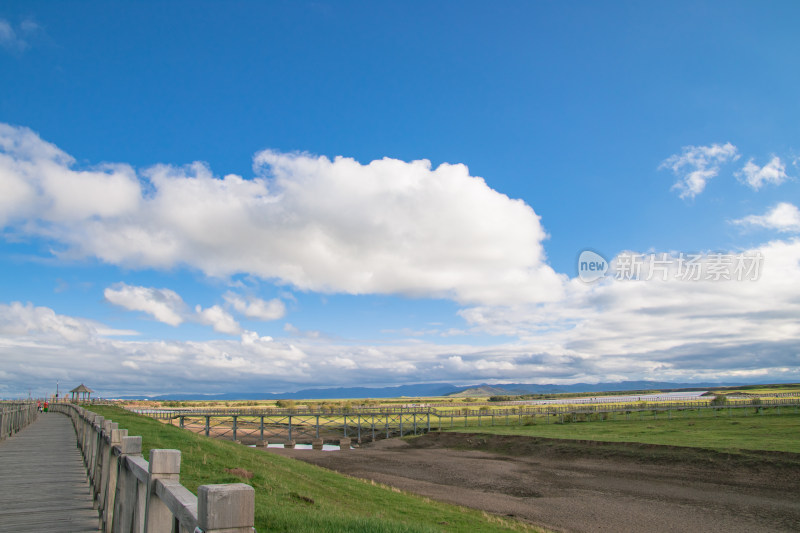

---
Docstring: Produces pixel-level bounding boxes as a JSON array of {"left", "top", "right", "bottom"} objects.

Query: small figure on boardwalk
[
  {"left": 43, "top": 401, "right": 49, "bottom": 413},
  {"left": 37, "top": 400, "right": 42, "bottom": 412}
]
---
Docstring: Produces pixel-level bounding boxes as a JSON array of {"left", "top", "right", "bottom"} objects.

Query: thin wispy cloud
[
  {"left": 661, "top": 143, "right": 739, "bottom": 199},
  {"left": 0, "top": 18, "right": 39, "bottom": 52}
]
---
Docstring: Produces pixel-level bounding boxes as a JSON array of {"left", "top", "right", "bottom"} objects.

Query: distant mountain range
[{"left": 119, "top": 380, "right": 755, "bottom": 401}]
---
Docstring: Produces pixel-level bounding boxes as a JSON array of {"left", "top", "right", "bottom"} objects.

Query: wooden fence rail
[
  {"left": 0, "top": 402, "right": 38, "bottom": 440},
  {"left": 133, "top": 397, "right": 800, "bottom": 420},
  {"left": 51, "top": 403, "right": 255, "bottom": 533}
]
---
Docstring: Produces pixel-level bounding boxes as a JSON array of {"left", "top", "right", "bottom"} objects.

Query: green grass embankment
[
  {"left": 87, "top": 406, "right": 538, "bottom": 533},
  {"left": 442, "top": 409, "right": 800, "bottom": 453}
]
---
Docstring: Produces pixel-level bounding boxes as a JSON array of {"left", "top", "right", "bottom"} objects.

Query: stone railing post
[
  {"left": 81, "top": 411, "right": 92, "bottom": 463},
  {"left": 144, "top": 449, "right": 181, "bottom": 532},
  {"left": 98, "top": 421, "right": 118, "bottom": 511},
  {"left": 198, "top": 484, "right": 255, "bottom": 533},
  {"left": 113, "top": 435, "right": 142, "bottom": 533},
  {"left": 103, "top": 427, "right": 127, "bottom": 533},
  {"left": 89, "top": 415, "right": 105, "bottom": 492}
]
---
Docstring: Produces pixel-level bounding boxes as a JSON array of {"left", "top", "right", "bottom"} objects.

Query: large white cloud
[
  {"left": 2, "top": 238, "right": 799, "bottom": 397},
  {"left": 0, "top": 124, "right": 563, "bottom": 306},
  {"left": 460, "top": 239, "right": 800, "bottom": 381},
  {"left": 3, "top": 123, "right": 798, "bottom": 397},
  {"left": 661, "top": 142, "right": 739, "bottom": 199}
]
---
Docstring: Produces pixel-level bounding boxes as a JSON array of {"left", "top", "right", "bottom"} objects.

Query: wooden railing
[
  {"left": 127, "top": 398, "right": 800, "bottom": 445},
  {"left": 0, "top": 402, "right": 38, "bottom": 440},
  {"left": 132, "top": 397, "right": 800, "bottom": 419},
  {"left": 51, "top": 403, "right": 255, "bottom": 533}
]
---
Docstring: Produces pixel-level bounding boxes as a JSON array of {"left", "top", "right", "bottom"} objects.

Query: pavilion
[{"left": 69, "top": 384, "right": 94, "bottom": 402}]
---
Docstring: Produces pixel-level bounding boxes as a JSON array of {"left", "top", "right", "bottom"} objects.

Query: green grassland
[
  {"left": 442, "top": 408, "right": 800, "bottom": 453},
  {"left": 87, "top": 406, "right": 538, "bottom": 533},
  {"left": 720, "top": 383, "right": 800, "bottom": 395}
]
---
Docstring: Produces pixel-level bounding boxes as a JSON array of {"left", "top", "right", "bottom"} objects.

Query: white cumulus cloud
[
  {"left": 661, "top": 142, "right": 739, "bottom": 199},
  {"left": 223, "top": 292, "right": 285, "bottom": 321},
  {"left": 0, "top": 301, "right": 98, "bottom": 343},
  {"left": 104, "top": 283, "right": 246, "bottom": 335},
  {"left": 0, "top": 124, "right": 141, "bottom": 226},
  {"left": 736, "top": 156, "right": 790, "bottom": 190},
  {"left": 195, "top": 305, "right": 242, "bottom": 335},
  {"left": 0, "top": 123, "right": 564, "bottom": 306},
  {"left": 3, "top": 235, "right": 800, "bottom": 399},
  {"left": 104, "top": 283, "right": 187, "bottom": 326},
  {"left": 733, "top": 203, "right": 800, "bottom": 233}
]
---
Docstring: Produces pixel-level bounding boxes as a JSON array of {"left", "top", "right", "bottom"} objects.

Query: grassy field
[
  {"left": 442, "top": 409, "right": 800, "bottom": 453},
  {"left": 87, "top": 406, "right": 538, "bottom": 533},
  {"left": 723, "top": 384, "right": 800, "bottom": 395}
]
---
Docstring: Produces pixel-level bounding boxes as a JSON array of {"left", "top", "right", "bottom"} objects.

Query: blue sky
[{"left": 1, "top": 2, "right": 799, "bottom": 398}]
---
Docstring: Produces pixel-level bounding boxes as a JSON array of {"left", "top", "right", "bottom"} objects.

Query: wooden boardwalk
[{"left": 0, "top": 413, "right": 99, "bottom": 532}]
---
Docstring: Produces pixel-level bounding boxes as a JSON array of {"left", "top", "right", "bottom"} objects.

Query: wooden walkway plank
[{"left": 0, "top": 413, "right": 99, "bottom": 532}]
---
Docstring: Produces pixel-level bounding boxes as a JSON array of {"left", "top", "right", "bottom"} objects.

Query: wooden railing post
[
  {"left": 144, "top": 449, "right": 181, "bottom": 532},
  {"left": 198, "top": 484, "right": 255, "bottom": 533}
]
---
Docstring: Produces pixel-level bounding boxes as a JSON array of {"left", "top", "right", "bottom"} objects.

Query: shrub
[
  {"left": 710, "top": 395, "right": 728, "bottom": 406},
  {"left": 489, "top": 395, "right": 513, "bottom": 402}
]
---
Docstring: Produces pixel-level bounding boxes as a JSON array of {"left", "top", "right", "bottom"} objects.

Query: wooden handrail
[{"left": 0, "top": 401, "right": 38, "bottom": 440}]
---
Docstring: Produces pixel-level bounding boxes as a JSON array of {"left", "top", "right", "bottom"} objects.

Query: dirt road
[{"left": 264, "top": 432, "right": 800, "bottom": 532}]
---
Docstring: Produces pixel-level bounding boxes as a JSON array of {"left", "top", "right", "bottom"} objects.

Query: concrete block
[
  {"left": 198, "top": 483, "right": 255, "bottom": 532},
  {"left": 120, "top": 436, "right": 142, "bottom": 455},
  {"left": 149, "top": 449, "right": 181, "bottom": 475}
]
